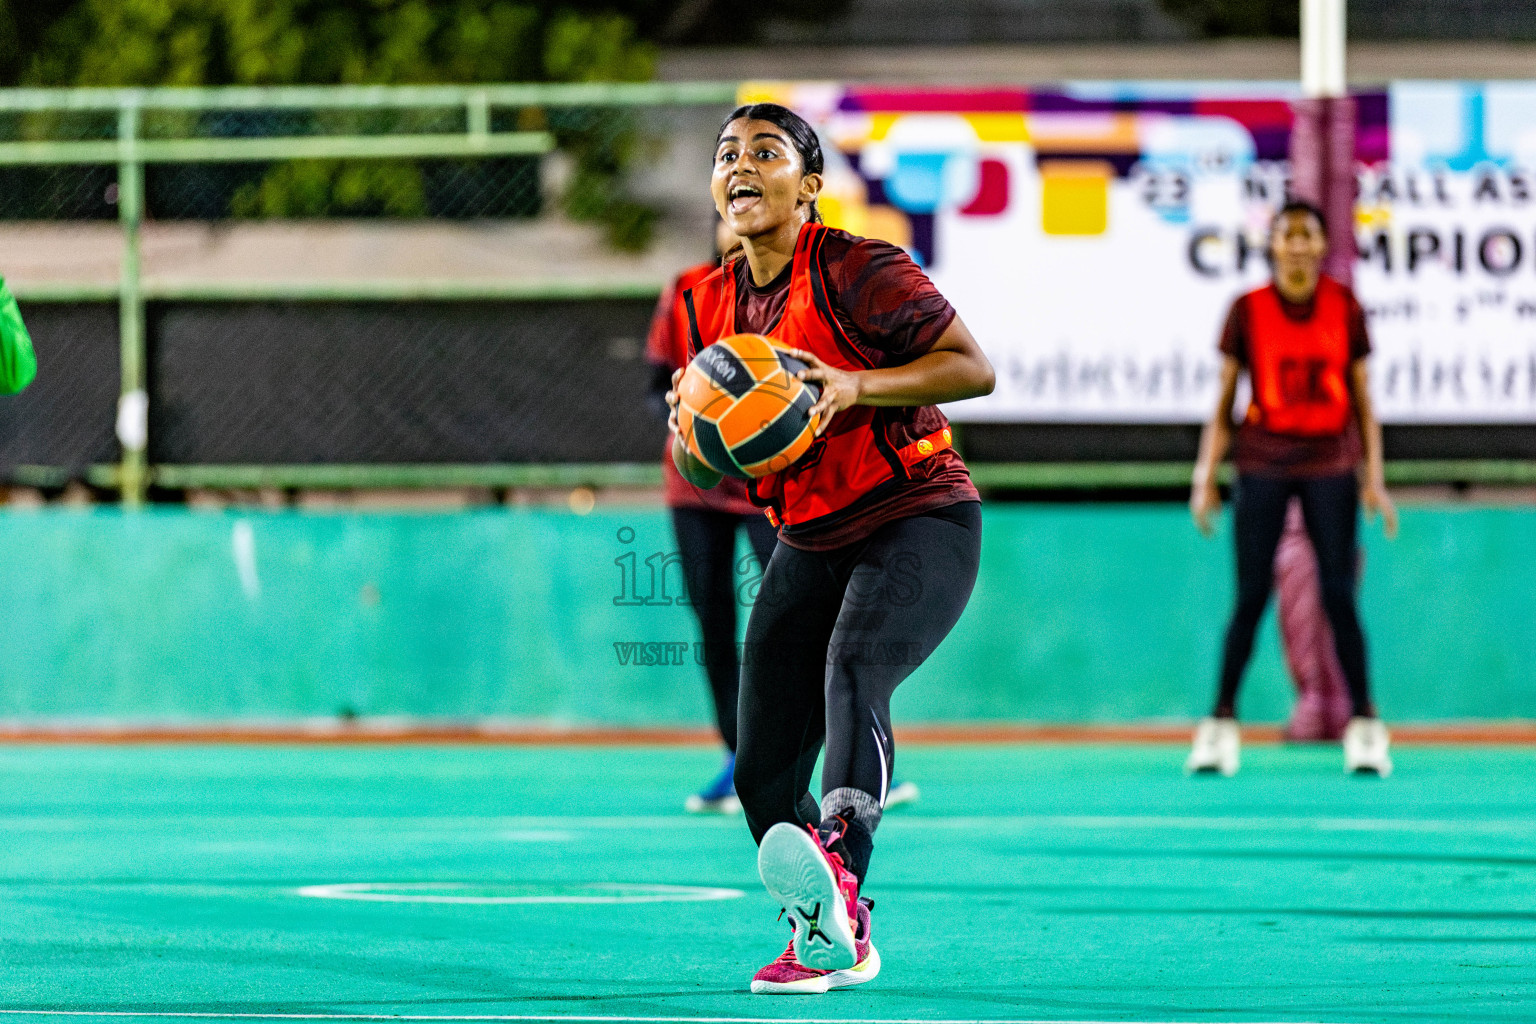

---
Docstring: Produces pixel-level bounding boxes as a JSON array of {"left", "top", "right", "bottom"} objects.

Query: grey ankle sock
[
  {"left": 821, "top": 786, "right": 883, "bottom": 835},
  {"left": 819, "top": 787, "right": 881, "bottom": 883}
]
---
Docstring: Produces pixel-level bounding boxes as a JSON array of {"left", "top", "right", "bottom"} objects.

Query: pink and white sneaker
[
  {"left": 750, "top": 899, "right": 881, "bottom": 994},
  {"left": 756, "top": 822, "right": 860, "bottom": 970}
]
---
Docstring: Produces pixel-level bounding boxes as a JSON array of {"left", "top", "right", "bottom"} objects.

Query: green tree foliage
[
  {"left": 1159, "top": 0, "right": 1299, "bottom": 36},
  {"left": 650, "top": 0, "right": 856, "bottom": 44},
  {"left": 0, "top": 2, "right": 74, "bottom": 88},
  {"left": 5, "top": 1, "right": 653, "bottom": 88},
  {"left": 0, "top": 0, "right": 660, "bottom": 246}
]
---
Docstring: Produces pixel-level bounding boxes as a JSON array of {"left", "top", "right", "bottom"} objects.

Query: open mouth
[{"left": 728, "top": 181, "right": 763, "bottom": 214}]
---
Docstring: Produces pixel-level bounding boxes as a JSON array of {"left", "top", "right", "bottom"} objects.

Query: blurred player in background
[
  {"left": 648, "top": 222, "right": 922, "bottom": 816},
  {"left": 646, "top": 221, "right": 778, "bottom": 814},
  {"left": 0, "top": 277, "right": 37, "bottom": 396},
  {"left": 668, "top": 103, "right": 993, "bottom": 993},
  {"left": 1188, "top": 200, "right": 1398, "bottom": 777}
]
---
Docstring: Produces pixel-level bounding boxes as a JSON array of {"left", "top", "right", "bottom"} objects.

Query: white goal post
[{"left": 1301, "top": 0, "right": 1348, "bottom": 97}]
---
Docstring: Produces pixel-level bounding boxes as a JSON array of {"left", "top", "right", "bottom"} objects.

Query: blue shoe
[{"left": 686, "top": 753, "right": 741, "bottom": 814}]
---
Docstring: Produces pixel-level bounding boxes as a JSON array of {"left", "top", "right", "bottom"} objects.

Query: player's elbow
[{"left": 970, "top": 354, "right": 996, "bottom": 398}]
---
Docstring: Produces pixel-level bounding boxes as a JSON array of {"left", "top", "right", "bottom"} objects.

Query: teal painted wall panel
[
  {"left": 903, "top": 505, "right": 1536, "bottom": 724},
  {"left": 0, "top": 505, "right": 1528, "bottom": 723}
]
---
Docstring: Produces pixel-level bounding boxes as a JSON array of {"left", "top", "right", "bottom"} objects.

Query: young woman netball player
[
  {"left": 648, "top": 223, "right": 925, "bottom": 816},
  {"left": 666, "top": 103, "right": 994, "bottom": 993},
  {"left": 1188, "top": 200, "right": 1398, "bottom": 777}
]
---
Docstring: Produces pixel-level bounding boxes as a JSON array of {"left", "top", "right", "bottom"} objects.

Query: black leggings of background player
[
  {"left": 650, "top": 365, "right": 780, "bottom": 752},
  {"left": 1216, "top": 472, "right": 1372, "bottom": 718},
  {"left": 671, "top": 507, "right": 777, "bottom": 752},
  {"left": 734, "top": 501, "right": 981, "bottom": 883}
]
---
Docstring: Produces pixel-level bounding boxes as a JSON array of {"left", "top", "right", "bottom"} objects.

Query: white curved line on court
[{"left": 295, "top": 882, "right": 744, "bottom": 904}]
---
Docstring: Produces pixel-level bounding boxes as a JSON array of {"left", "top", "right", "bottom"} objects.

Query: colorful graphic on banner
[{"left": 739, "top": 81, "right": 1536, "bottom": 424}]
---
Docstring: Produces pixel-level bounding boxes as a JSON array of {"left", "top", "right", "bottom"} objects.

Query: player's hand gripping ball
[{"left": 674, "top": 333, "right": 823, "bottom": 480}]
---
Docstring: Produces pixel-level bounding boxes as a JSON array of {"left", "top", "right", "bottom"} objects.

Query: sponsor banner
[{"left": 739, "top": 81, "right": 1536, "bottom": 424}]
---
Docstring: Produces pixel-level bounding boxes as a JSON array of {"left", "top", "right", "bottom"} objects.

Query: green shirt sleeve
[{"left": 0, "top": 277, "right": 37, "bottom": 395}]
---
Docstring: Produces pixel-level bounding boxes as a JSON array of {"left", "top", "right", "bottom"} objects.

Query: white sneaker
[
  {"left": 883, "top": 780, "right": 920, "bottom": 809},
  {"left": 1343, "top": 717, "right": 1393, "bottom": 777},
  {"left": 685, "top": 793, "right": 741, "bottom": 814},
  {"left": 757, "top": 823, "right": 858, "bottom": 971},
  {"left": 1185, "top": 717, "right": 1240, "bottom": 776}
]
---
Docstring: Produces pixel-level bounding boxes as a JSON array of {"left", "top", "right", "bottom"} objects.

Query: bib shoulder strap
[
  {"left": 1247, "top": 282, "right": 1280, "bottom": 315},
  {"left": 788, "top": 222, "right": 874, "bottom": 369},
  {"left": 1313, "top": 275, "right": 1348, "bottom": 318},
  {"left": 684, "top": 263, "right": 737, "bottom": 359},
  {"left": 790, "top": 221, "right": 826, "bottom": 274}
]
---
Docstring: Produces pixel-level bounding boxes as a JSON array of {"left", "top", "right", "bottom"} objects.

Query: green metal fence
[
  {"left": 2, "top": 82, "right": 1532, "bottom": 505},
  {"left": 1, "top": 82, "right": 736, "bottom": 505}
]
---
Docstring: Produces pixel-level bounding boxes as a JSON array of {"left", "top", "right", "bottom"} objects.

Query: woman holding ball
[{"left": 666, "top": 103, "right": 994, "bottom": 994}]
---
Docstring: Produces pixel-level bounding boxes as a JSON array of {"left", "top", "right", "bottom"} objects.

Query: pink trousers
[{"left": 1275, "top": 498, "right": 1358, "bottom": 740}]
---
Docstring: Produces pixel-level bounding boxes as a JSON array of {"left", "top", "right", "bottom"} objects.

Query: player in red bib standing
[
  {"left": 665, "top": 103, "right": 994, "bottom": 993},
  {"left": 646, "top": 220, "right": 778, "bottom": 813},
  {"left": 1188, "top": 200, "right": 1398, "bottom": 777}
]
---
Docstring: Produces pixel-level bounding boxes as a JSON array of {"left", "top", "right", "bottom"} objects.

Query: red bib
[
  {"left": 1244, "top": 278, "right": 1353, "bottom": 437},
  {"left": 665, "top": 263, "right": 717, "bottom": 369},
  {"left": 683, "top": 223, "right": 952, "bottom": 529},
  {"left": 658, "top": 261, "right": 758, "bottom": 515}
]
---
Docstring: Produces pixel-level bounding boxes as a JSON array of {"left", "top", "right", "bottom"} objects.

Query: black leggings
[
  {"left": 671, "top": 506, "right": 779, "bottom": 753},
  {"left": 734, "top": 501, "right": 982, "bottom": 879},
  {"left": 1215, "top": 472, "right": 1373, "bottom": 719}
]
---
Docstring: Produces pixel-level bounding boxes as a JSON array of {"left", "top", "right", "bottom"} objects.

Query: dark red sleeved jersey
[{"left": 729, "top": 229, "right": 978, "bottom": 550}]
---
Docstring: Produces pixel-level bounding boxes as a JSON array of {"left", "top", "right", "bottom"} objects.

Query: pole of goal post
[
  {"left": 1294, "top": 0, "right": 1354, "bottom": 283},
  {"left": 1301, "top": 0, "right": 1346, "bottom": 99},
  {"left": 1273, "top": 0, "right": 1358, "bottom": 743}
]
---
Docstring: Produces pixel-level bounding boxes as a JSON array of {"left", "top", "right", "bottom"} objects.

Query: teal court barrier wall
[{"left": 0, "top": 505, "right": 1529, "bottom": 724}]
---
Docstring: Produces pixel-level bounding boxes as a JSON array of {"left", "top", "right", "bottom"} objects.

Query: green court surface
[{"left": 2, "top": 743, "right": 1535, "bottom": 1024}]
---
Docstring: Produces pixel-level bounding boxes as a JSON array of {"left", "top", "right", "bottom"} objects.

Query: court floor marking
[
  {"left": 897, "top": 815, "right": 1536, "bottom": 834},
  {"left": 296, "top": 882, "right": 744, "bottom": 904},
  {"left": 1, "top": 813, "right": 1531, "bottom": 832},
  {"left": 0, "top": 1014, "right": 1355, "bottom": 1024}
]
